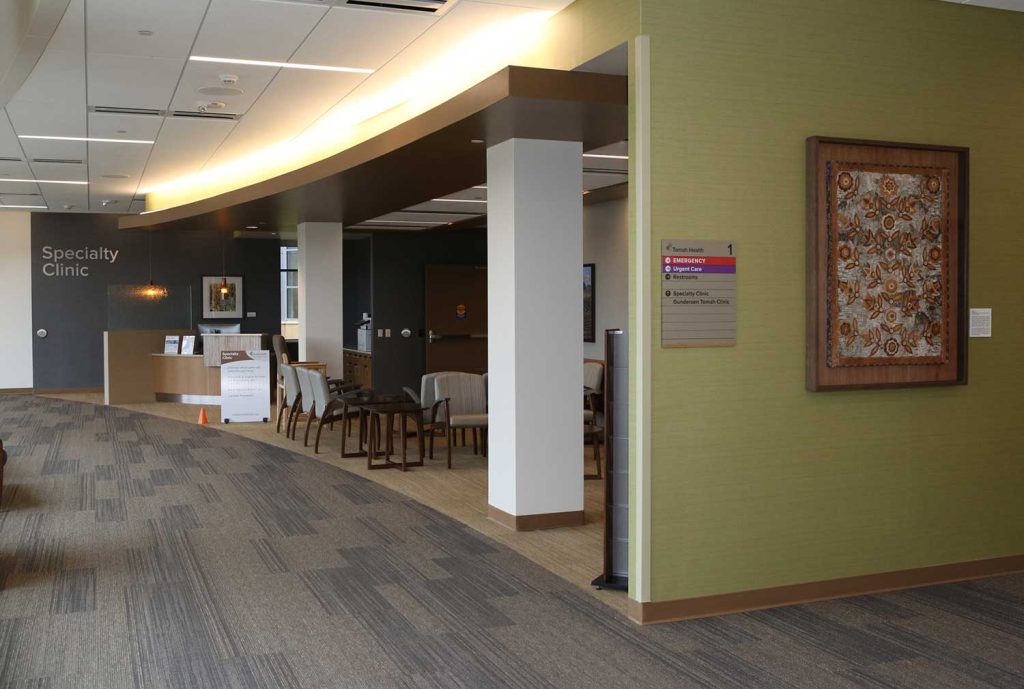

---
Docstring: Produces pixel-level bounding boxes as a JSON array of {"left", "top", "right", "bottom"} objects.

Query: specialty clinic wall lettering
[{"left": 40, "top": 245, "right": 120, "bottom": 277}]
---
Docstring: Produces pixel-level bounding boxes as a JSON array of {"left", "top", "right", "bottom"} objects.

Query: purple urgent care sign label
[{"left": 661, "top": 240, "right": 737, "bottom": 347}]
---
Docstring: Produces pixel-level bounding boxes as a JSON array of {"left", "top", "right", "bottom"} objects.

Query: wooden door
[{"left": 425, "top": 264, "right": 487, "bottom": 374}]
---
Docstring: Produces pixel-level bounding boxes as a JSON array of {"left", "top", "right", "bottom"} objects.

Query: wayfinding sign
[{"left": 661, "top": 240, "right": 737, "bottom": 347}]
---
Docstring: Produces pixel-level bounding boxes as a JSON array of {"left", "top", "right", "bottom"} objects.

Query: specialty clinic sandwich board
[
  {"left": 220, "top": 350, "right": 271, "bottom": 423},
  {"left": 661, "top": 240, "right": 737, "bottom": 347}
]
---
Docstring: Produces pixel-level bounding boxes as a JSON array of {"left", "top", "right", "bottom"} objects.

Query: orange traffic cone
[{"left": 198, "top": 407, "right": 208, "bottom": 425}]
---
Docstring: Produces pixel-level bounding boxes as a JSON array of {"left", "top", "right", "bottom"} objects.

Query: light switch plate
[{"left": 246, "top": 311, "right": 256, "bottom": 318}]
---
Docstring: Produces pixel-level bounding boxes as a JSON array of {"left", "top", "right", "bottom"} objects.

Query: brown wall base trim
[
  {"left": 629, "top": 553, "right": 1024, "bottom": 625},
  {"left": 488, "top": 505, "right": 585, "bottom": 531},
  {"left": 33, "top": 387, "right": 103, "bottom": 395},
  {"left": 0, "top": 388, "right": 33, "bottom": 395}
]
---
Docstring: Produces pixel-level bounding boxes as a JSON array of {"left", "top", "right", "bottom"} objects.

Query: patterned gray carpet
[{"left": 0, "top": 395, "right": 1022, "bottom": 689}]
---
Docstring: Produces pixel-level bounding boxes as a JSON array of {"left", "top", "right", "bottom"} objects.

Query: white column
[
  {"left": 0, "top": 211, "right": 34, "bottom": 390},
  {"left": 487, "top": 138, "right": 584, "bottom": 526},
  {"left": 296, "top": 222, "right": 344, "bottom": 377}
]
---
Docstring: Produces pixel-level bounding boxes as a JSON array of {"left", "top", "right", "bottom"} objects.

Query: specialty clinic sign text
[{"left": 40, "top": 245, "right": 120, "bottom": 277}]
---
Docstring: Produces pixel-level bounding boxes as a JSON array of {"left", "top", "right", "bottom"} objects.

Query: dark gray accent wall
[
  {"left": 31, "top": 213, "right": 280, "bottom": 390},
  {"left": 371, "top": 229, "right": 486, "bottom": 394},
  {"left": 343, "top": 236, "right": 372, "bottom": 349}
]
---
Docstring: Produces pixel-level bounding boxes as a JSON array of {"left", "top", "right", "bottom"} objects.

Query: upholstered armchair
[{"left": 433, "top": 372, "right": 488, "bottom": 468}]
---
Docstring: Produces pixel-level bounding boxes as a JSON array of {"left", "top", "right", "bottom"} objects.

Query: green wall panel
[{"left": 640, "top": 0, "right": 1024, "bottom": 601}]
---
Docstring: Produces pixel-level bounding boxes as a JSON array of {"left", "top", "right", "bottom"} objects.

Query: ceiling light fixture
[
  {"left": 20, "top": 135, "right": 154, "bottom": 144},
  {"left": 2, "top": 178, "right": 88, "bottom": 185},
  {"left": 582, "top": 153, "right": 628, "bottom": 160},
  {"left": 1, "top": 204, "right": 48, "bottom": 209},
  {"left": 430, "top": 198, "right": 487, "bottom": 204},
  {"left": 189, "top": 55, "right": 374, "bottom": 74},
  {"left": 361, "top": 220, "right": 439, "bottom": 225}
]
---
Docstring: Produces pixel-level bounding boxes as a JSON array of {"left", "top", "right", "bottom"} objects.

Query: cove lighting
[
  {"left": 3, "top": 178, "right": 88, "bottom": 185},
  {"left": 583, "top": 153, "right": 628, "bottom": 160},
  {"left": 190, "top": 56, "right": 374, "bottom": 74},
  {"left": 20, "top": 135, "right": 154, "bottom": 144}
]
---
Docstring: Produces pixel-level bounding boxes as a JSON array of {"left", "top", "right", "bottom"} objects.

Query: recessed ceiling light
[
  {"left": 100, "top": 199, "right": 118, "bottom": 206},
  {"left": 20, "top": 135, "right": 154, "bottom": 144},
  {"left": 245, "top": 225, "right": 258, "bottom": 229},
  {"left": 1, "top": 204, "right": 47, "bottom": 209},
  {"left": 583, "top": 153, "right": 628, "bottom": 160},
  {"left": 431, "top": 198, "right": 487, "bottom": 204},
  {"left": 470, "top": 139, "right": 484, "bottom": 144},
  {"left": 1, "top": 178, "right": 88, "bottom": 185},
  {"left": 189, "top": 55, "right": 374, "bottom": 74},
  {"left": 137, "top": 29, "right": 154, "bottom": 36}
]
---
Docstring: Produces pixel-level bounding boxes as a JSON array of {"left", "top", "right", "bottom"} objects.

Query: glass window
[{"left": 280, "top": 246, "right": 298, "bottom": 323}]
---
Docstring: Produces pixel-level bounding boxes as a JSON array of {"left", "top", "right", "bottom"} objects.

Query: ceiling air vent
[
  {"left": 340, "top": 0, "right": 449, "bottom": 14},
  {"left": 32, "top": 158, "right": 84, "bottom": 165},
  {"left": 0, "top": 156, "right": 21, "bottom": 162},
  {"left": 170, "top": 110, "right": 240, "bottom": 121},
  {"left": 89, "top": 106, "right": 163, "bottom": 117}
]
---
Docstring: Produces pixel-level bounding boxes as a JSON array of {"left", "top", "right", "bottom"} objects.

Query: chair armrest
[
  {"left": 430, "top": 398, "right": 448, "bottom": 425},
  {"left": 402, "top": 386, "right": 421, "bottom": 404}
]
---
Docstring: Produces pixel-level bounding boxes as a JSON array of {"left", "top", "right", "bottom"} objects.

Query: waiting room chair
[
  {"left": 272, "top": 334, "right": 290, "bottom": 409},
  {"left": 434, "top": 372, "right": 488, "bottom": 468},
  {"left": 308, "top": 370, "right": 360, "bottom": 453},
  {"left": 402, "top": 371, "right": 449, "bottom": 459},
  {"left": 276, "top": 365, "right": 301, "bottom": 435},
  {"left": 583, "top": 360, "right": 605, "bottom": 424}
]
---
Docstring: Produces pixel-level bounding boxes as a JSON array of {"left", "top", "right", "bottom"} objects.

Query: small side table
[{"left": 365, "top": 402, "right": 427, "bottom": 472}]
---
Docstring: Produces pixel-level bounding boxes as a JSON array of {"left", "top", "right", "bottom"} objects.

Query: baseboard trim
[
  {"left": 0, "top": 388, "right": 33, "bottom": 395},
  {"left": 629, "top": 553, "right": 1024, "bottom": 625},
  {"left": 488, "top": 505, "right": 585, "bottom": 531},
  {"left": 33, "top": 387, "right": 104, "bottom": 394}
]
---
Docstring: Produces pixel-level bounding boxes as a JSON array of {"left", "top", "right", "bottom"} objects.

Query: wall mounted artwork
[
  {"left": 806, "top": 137, "right": 968, "bottom": 390},
  {"left": 202, "top": 275, "right": 244, "bottom": 320}
]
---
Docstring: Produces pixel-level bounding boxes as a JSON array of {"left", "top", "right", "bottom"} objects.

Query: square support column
[
  {"left": 486, "top": 138, "right": 584, "bottom": 530},
  {"left": 297, "top": 222, "right": 344, "bottom": 377}
]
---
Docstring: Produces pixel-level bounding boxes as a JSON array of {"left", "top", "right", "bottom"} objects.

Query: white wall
[
  {"left": 0, "top": 211, "right": 33, "bottom": 389},
  {"left": 297, "top": 222, "right": 344, "bottom": 376},
  {"left": 582, "top": 196, "right": 628, "bottom": 359}
]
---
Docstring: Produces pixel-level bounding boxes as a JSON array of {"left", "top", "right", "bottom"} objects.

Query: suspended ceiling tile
[
  {"left": 29, "top": 161, "right": 88, "bottom": 182},
  {"left": 87, "top": 53, "right": 185, "bottom": 110},
  {"left": 138, "top": 116, "right": 235, "bottom": 190},
  {"left": 169, "top": 61, "right": 277, "bottom": 115},
  {"left": 39, "top": 185, "right": 89, "bottom": 211},
  {"left": 87, "top": 111, "right": 164, "bottom": 141},
  {"left": 0, "top": 160, "right": 34, "bottom": 178},
  {"left": 0, "top": 113, "right": 25, "bottom": 159},
  {"left": 1, "top": 194, "right": 48, "bottom": 206},
  {"left": 0, "top": 181, "right": 42, "bottom": 195},
  {"left": 86, "top": 0, "right": 208, "bottom": 59},
  {"left": 9, "top": 49, "right": 86, "bottom": 106},
  {"left": 192, "top": 0, "right": 328, "bottom": 63},
  {"left": 6, "top": 99, "right": 87, "bottom": 139},
  {"left": 469, "top": 0, "right": 573, "bottom": 9},
  {"left": 47, "top": 0, "right": 84, "bottom": 53},
  {"left": 294, "top": 6, "right": 436, "bottom": 70},
  {"left": 202, "top": 69, "right": 363, "bottom": 168}
]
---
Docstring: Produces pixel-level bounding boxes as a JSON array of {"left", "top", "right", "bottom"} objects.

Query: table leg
[{"left": 400, "top": 413, "right": 408, "bottom": 471}]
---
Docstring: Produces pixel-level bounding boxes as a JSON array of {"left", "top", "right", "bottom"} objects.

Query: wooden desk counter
[{"left": 152, "top": 354, "right": 221, "bottom": 404}]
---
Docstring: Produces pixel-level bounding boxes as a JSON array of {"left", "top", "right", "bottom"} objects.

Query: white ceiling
[{"left": 0, "top": 0, "right": 575, "bottom": 214}]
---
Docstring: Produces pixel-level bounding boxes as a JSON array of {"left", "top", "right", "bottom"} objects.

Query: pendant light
[{"left": 140, "top": 231, "right": 167, "bottom": 299}]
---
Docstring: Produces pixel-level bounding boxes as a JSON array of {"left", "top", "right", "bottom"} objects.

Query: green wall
[{"left": 642, "top": 0, "right": 1024, "bottom": 602}]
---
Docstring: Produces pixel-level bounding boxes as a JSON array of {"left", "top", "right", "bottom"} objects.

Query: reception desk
[
  {"left": 104, "top": 330, "right": 268, "bottom": 406},
  {"left": 151, "top": 354, "right": 220, "bottom": 404}
]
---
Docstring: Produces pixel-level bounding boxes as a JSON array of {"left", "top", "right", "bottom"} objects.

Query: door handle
[{"left": 427, "top": 331, "right": 486, "bottom": 344}]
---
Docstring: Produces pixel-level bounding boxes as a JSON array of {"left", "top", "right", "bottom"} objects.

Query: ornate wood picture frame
[{"left": 806, "top": 137, "right": 969, "bottom": 391}]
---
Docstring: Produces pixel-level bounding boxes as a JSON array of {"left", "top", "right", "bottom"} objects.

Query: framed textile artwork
[
  {"left": 583, "top": 263, "right": 596, "bottom": 343},
  {"left": 202, "top": 275, "right": 244, "bottom": 319},
  {"left": 806, "top": 137, "right": 968, "bottom": 391}
]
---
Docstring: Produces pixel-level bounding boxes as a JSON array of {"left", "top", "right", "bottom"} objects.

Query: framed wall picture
[
  {"left": 202, "top": 275, "right": 244, "bottom": 320},
  {"left": 583, "top": 263, "right": 596, "bottom": 343},
  {"left": 806, "top": 137, "right": 968, "bottom": 391}
]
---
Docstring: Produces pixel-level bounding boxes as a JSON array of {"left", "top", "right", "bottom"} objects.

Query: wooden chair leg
[
  {"left": 276, "top": 402, "right": 288, "bottom": 433},
  {"left": 472, "top": 428, "right": 478, "bottom": 455},
  {"left": 287, "top": 405, "right": 300, "bottom": 439},
  {"left": 460, "top": 428, "right": 466, "bottom": 447},
  {"left": 428, "top": 426, "right": 435, "bottom": 459},
  {"left": 314, "top": 417, "right": 327, "bottom": 453},
  {"left": 303, "top": 412, "right": 315, "bottom": 446},
  {"left": 446, "top": 423, "right": 453, "bottom": 469}
]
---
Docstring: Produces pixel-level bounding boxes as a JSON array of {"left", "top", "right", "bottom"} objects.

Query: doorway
[{"left": 424, "top": 264, "right": 487, "bottom": 374}]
